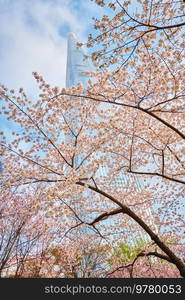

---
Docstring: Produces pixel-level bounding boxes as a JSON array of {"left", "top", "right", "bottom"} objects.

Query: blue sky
[
  {"left": 0, "top": 0, "right": 105, "bottom": 139},
  {"left": 0, "top": 0, "right": 184, "bottom": 239},
  {"left": 0, "top": 0, "right": 103, "bottom": 93}
]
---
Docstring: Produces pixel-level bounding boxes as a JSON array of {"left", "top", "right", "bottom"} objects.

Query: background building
[{"left": 65, "top": 33, "right": 157, "bottom": 245}]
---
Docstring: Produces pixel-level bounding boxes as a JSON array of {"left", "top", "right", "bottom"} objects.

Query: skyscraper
[
  {"left": 65, "top": 33, "right": 157, "bottom": 244},
  {"left": 66, "top": 32, "right": 94, "bottom": 88}
]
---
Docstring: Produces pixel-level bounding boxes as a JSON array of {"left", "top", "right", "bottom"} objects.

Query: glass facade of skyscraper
[{"left": 65, "top": 33, "right": 157, "bottom": 244}]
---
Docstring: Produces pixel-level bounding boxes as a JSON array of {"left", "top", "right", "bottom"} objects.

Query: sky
[
  {"left": 0, "top": 0, "right": 184, "bottom": 238},
  {"left": 0, "top": 0, "right": 102, "bottom": 94},
  {"left": 0, "top": 0, "right": 105, "bottom": 139}
]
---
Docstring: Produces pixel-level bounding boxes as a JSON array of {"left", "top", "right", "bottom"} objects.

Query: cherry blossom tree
[
  {"left": 107, "top": 237, "right": 184, "bottom": 278},
  {"left": 0, "top": 187, "right": 50, "bottom": 277},
  {"left": 20, "top": 235, "right": 110, "bottom": 278},
  {"left": 0, "top": 72, "right": 184, "bottom": 276},
  {"left": 0, "top": 0, "right": 185, "bottom": 278}
]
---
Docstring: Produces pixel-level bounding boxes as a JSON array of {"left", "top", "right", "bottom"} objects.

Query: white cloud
[
  {"left": 0, "top": 0, "right": 95, "bottom": 146},
  {"left": 0, "top": 0, "right": 89, "bottom": 95}
]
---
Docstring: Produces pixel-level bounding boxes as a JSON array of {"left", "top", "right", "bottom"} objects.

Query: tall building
[
  {"left": 66, "top": 32, "right": 94, "bottom": 88},
  {"left": 65, "top": 33, "right": 157, "bottom": 245}
]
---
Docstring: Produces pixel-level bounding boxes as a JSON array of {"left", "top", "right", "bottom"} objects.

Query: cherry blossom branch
[
  {"left": 106, "top": 250, "right": 174, "bottom": 278},
  {"left": 54, "top": 93, "right": 185, "bottom": 140},
  {"left": 77, "top": 181, "right": 185, "bottom": 277},
  {"left": 0, "top": 143, "right": 63, "bottom": 177},
  {"left": 58, "top": 196, "right": 108, "bottom": 240},
  {"left": 116, "top": 0, "right": 185, "bottom": 30},
  {"left": 2, "top": 94, "right": 71, "bottom": 167},
  {"left": 127, "top": 170, "right": 185, "bottom": 185}
]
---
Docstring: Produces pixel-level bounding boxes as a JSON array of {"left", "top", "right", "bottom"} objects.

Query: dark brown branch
[
  {"left": 106, "top": 250, "right": 174, "bottom": 277},
  {"left": 127, "top": 169, "right": 185, "bottom": 185},
  {"left": 161, "top": 150, "right": 164, "bottom": 175},
  {"left": 76, "top": 181, "right": 185, "bottom": 277},
  {"left": 0, "top": 143, "right": 63, "bottom": 177},
  {"left": 4, "top": 94, "right": 71, "bottom": 167},
  {"left": 167, "top": 145, "right": 185, "bottom": 170},
  {"left": 53, "top": 93, "right": 185, "bottom": 140},
  {"left": 116, "top": 0, "right": 185, "bottom": 30},
  {"left": 89, "top": 208, "right": 123, "bottom": 225}
]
